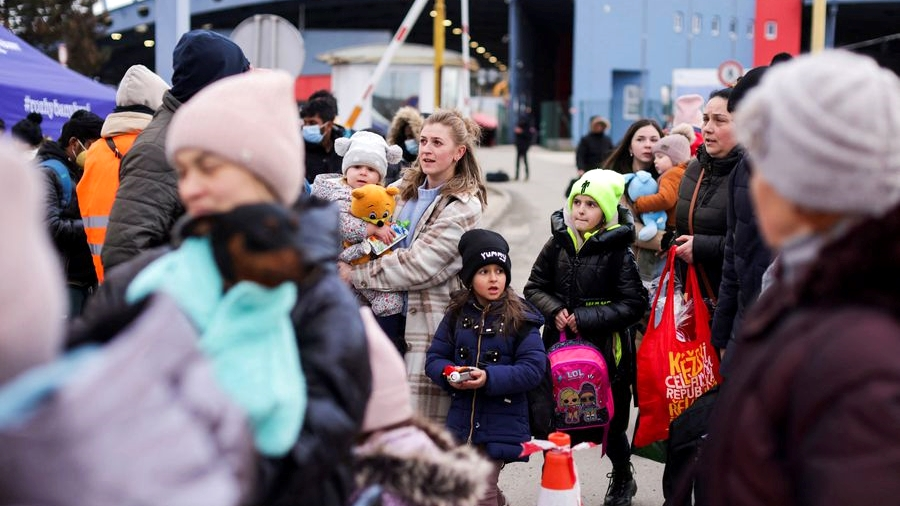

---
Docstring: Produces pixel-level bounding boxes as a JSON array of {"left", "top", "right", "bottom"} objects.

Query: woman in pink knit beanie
[
  {"left": 73, "top": 70, "right": 373, "bottom": 505},
  {"left": 0, "top": 136, "right": 255, "bottom": 506}
]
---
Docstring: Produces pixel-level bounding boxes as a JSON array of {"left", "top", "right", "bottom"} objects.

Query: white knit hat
[
  {"left": 0, "top": 139, "right": 66, "bottom": 385},
  {"left": 736, "top": 50, "right": 900, "bottom": 217},
  {"left": 116, "top": 64, "right": 169, "bottom": 110},
  {"left": 334, "top": 130, "right": 403, "bottom": 180},
  {"left": 166, "top": 70, "right": 304, "bottom": 206}
]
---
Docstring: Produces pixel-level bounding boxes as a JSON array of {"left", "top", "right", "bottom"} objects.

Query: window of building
[
  {"left": 623, "top": 85, "right": 642, "bottom": 121},
  {"left": 729, "top": 17, "right": 738, "bottom": 40},
  {"left": 692, "top": 14, "right": 702, "bottom": 35},
  {"left": 711, "top": 16, "right": 720, "bottom": 36},
  {"left": 764, "top": 20, "right": 777, "bottom": 40},
  {"left": 674, "top": 11, "right": 684, "bottom": 33},
  {"left": 747, "top": 18, "right": 755, "bottom": 39}
]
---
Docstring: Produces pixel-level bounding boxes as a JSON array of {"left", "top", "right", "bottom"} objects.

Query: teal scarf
[{"left": 126, "top": 237, "right": 305, "bottom": 456}]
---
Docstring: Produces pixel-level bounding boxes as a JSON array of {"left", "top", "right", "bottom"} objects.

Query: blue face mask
[
  {"left": 404, "top": 138, "right": 419, "bottom": 155},
  {"left": 302, "top": 124, "right": 324, "bottom": 144}
]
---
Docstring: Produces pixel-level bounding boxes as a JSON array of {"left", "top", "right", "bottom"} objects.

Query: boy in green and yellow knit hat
[{"left": 524, "top": 168, "right": 648, "bottom": 506}]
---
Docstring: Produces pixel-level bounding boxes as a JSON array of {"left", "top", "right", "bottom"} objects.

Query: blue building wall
[{"left": 572, "top": 0, "right": 755, "bottom": 143}]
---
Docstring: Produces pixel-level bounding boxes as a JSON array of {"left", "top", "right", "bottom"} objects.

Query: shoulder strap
[
  {"left": 687, "top": 168, "right": 717, "bottom": 303},
  {"left": 105, "top": 137, "right": 122, "bottom": 159},
  {"left": 41, "top": 159, "right": 73, "bottom": 209}
]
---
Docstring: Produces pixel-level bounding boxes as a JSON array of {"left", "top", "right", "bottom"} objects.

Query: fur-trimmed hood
[
  {"left": 353, "top": 417, "right": 491, "bottom": 506},
  {"left": 387, "top": 106, "right": 424, "bottom": 145}
]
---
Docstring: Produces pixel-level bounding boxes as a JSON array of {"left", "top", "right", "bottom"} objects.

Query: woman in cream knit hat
[{"left": 701, "top": 50, "right": 900, "bottom": 506}]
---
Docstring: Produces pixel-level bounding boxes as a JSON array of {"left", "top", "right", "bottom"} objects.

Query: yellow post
[
  {"left": 433, "top": 0, "right": 445, "bottom": 109},
  {"left": 811, "top": 0, "right": 827, "bottom": 52}
]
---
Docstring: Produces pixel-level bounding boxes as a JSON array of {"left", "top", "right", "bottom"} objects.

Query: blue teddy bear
[{"left": 624, "top": 170, "right": 667, "bottom": 242}]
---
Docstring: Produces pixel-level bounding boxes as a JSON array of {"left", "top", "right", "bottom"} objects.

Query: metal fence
[{"left": 538, "top": 98, "right": 669, "bottom": 149}]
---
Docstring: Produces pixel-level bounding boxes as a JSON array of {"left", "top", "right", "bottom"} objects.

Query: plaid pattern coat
[{"left": 351, "top": 190, "right": 483, "bottom": 423}]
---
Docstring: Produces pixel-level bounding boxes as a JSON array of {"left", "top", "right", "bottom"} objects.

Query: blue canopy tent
[{"left": 0, "top": 26, "right": 115, "bottom": 141}]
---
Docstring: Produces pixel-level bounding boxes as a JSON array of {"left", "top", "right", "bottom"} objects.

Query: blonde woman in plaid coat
[{"left": 340, "top": 109, "right": 487, "bottom": 423}]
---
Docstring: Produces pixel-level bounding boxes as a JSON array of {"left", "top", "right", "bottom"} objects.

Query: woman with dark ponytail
[{"left": 11, "top": 112, "right": 45, "bottom": 156}]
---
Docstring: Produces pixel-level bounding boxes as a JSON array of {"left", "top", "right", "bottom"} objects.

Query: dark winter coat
[
  {"left": 675, "top": 144, "right": 744, "bottom": 301},
  {"left": 103, "top": 91, "right": 185, "bottom": 271},
  {"left": 304, "top": 124, "right": 347, "bottom": 183},
  {"left": 0, "top": 294, "right": 254, "bottom": 506},
  {"left": 575, "top": 132, "right": 614, "bottom": 171},
  {"left": 524, "top": 206, "right": 648, "bottom": 361},
  {"left": 72, "top": 196, "right": 372, "bottom": 506},
  {"left": 524, "top": 206, "right": 647, "bottom": 446},
  {"left": 701, "top": 204, "right": 900, "bottom": 506},
  {"left": 36, "top": 142, "right": 96, "bottom": 287},
  {"left": 710, "top": 156, "right": 772, "bottom": 352},
  {"left": 424, "top": 295, "right": 547, "bottom": 462},
  {"left": 514, "top": 115, "right": 536, "bottom": 151}
]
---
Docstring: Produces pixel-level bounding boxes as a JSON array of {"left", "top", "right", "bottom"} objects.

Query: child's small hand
[
  {"left": 370, "top": 224, "right": 397, "bottom": 245},
  {"left": 555, "top": 309, "right": 570, "bottom": 331},
  {"left": 451, "top": 367, "right": 487, "bottom": 390},
  {"left": 566, "top": 314, "right": 579, "bottom": 334}
]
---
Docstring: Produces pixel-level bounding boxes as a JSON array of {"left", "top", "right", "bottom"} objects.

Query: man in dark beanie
[
  {"left": 35, "top": 109, "right": 104, "bottom": 317},
  {"left": 457, "top": 228, "right": 512, "bottom": 288},
  {"left": 103, "top": 30, "right": 250, "bottom": 271}
]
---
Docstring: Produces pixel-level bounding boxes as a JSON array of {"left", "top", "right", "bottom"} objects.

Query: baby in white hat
[{"left": 310, "top": 130, "right": 407, "bottom": 351}]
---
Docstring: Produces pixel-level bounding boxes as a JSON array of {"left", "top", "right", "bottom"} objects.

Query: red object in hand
[{"left": 443, "top": 365, "right": 473, "bottom": 383}]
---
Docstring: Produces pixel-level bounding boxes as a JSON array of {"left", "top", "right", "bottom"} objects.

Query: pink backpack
[{"left": 549, "top": 331, "right": 615, "bottom": 448}]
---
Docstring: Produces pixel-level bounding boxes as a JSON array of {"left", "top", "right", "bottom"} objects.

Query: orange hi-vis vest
[{"left": 76, "top": 133, "right": 139, "bottom": 284}]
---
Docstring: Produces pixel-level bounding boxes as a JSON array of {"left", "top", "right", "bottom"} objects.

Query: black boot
[{"left": 604, "top": 464, "right": 637, "bottom": 506}]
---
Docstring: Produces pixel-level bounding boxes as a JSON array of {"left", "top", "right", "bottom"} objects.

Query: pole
[
  {"left": 811, "top": 0, "right": 827, "bottom": 53},
  {"left": 434, "top": 0, "right": 446, "bottom": 110},
  {"left": 155, "top": 0, "right": 190, "bottom": 83},
  {"left": 344, "top": 0, "right": 430, "bottom": 128},
  {"left": 458, "top": 0, "right": 471, "bottom": 115}
]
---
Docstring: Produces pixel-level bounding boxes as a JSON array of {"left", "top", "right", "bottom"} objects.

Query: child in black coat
[{"left": 524, "top": 169, "right": 648, "bottom": 506}]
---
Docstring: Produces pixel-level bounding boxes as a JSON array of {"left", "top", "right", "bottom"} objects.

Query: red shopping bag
[{"left": 633, "top": 247, "right": 721, "bottom": 449}]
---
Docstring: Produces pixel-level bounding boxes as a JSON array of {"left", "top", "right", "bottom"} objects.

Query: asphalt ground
[{"left": 475, "top": 144, "right": 667, "bottom": 506}]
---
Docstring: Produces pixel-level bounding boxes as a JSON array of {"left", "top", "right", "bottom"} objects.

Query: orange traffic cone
[{"left": 537, "top": 432, "right": 581, "bottom": 506}]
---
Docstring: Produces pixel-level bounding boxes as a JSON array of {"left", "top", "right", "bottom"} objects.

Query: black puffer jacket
[
  {"left": 37, "top": 141, "right": 96, "bottom": 287},
  {"left": 524, "top": 205, "right": 648, "bottom": 371},
  {"left": 71, "top": 196, "right": 372, "bottom": 506},
  {"left": 710, "top": 156, "right": 772, "bottom": 353},
  {"left": 675, "top": 144, "right": 744, "bottom": 301},
  {"left": 104, "top": 91, "right": 185, "bottom": 271}
]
